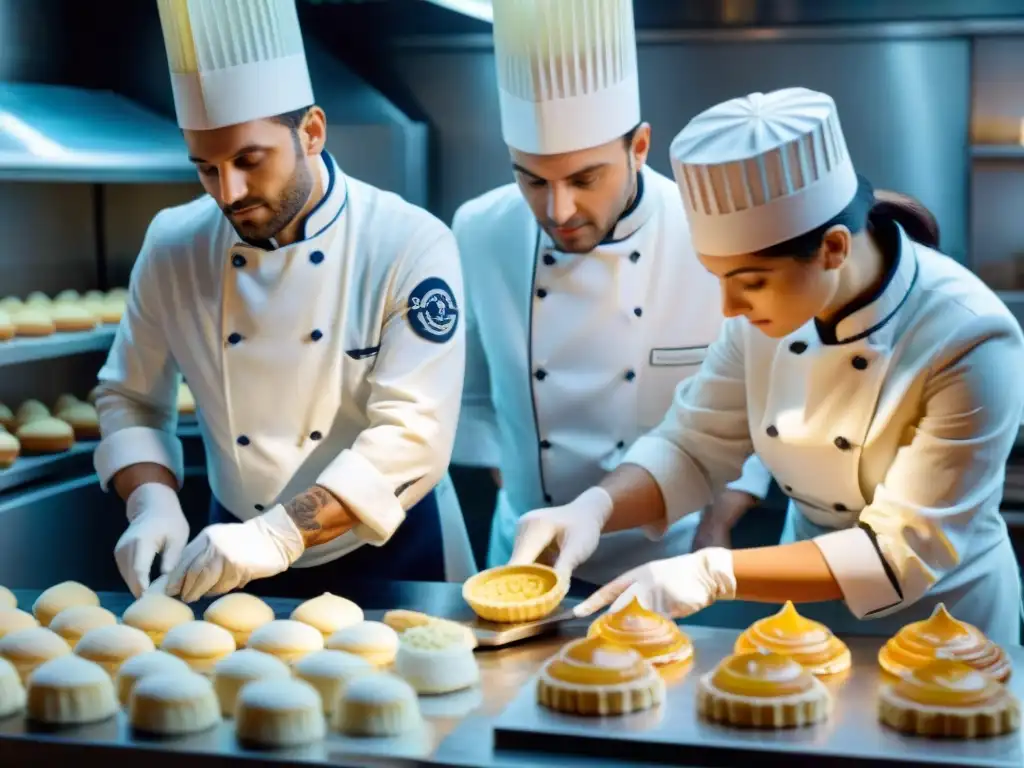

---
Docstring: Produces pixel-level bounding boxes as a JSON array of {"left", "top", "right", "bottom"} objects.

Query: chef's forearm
[
  {"left": 599, "top": 464, "right": 669, "bottom": 532},
  {"left": 111, "top": 463, "right": 178, "bottom": 502},
  {"left": 731, "top": 541, "right": 843, "bottom": 603},
  {"left": 283, "top": 485, "right": 359, "bottom": 548}
]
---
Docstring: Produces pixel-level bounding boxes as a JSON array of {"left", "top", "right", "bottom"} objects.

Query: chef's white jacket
[
  {"left": 452, "top": 166, "right": 772, "bottom": 585},
  {"left": 626, "top": 218, "right": 1024, "bottom": 642},
  {"left": 93, "top": 152, "right": 475, "bottom": 577}
]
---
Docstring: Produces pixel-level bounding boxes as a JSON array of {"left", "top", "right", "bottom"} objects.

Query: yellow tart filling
[
  {"left": 587, "top": 596, "right": 692, "bottom": 664},
  {"left": 711, "top": 652, "right": 816, "bottom": 698},
  {"left": 545, "top": 637, "right": 650, "bottom": 686},
  {"left": 893, "top": 660, "right": 1005, "bottom": 708},
  {"left": 734, "top": 602, "right": 848, "bottom": 671}
]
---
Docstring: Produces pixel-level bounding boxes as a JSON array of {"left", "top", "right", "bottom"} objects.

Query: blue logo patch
[{"left": 407, "top": 277, "right": 459, "bottom": 343}]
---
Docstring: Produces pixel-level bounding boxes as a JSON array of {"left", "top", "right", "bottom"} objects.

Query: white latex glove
[
  {"left": 165, "top": 505, "right": 305, "bottom": 603},
  {"left": 114, "top": 483, "right": 190, "bottom": 598},
  {"left": 508, "top": 487, "right": 614, "bottom": 576},
  {"left": 573, "top": 548, "right": 736, "bottom": 619}
]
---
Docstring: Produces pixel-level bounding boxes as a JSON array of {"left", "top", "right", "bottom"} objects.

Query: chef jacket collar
[
  {"left": 239, "top": 150, "right": 348, "bottom": 251},
  {"left": 814, "top": 217, "right": 919, "bottom": 347}
]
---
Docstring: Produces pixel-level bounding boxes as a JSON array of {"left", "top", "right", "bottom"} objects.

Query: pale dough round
[
  {"left": 333, "top": 672, "right": 422, "bottom": 737},
  {"left": 0, "top": 657, "right": 25, "bottom": 718},
  {"left": 294, "top": 649, "right": 373, "bottom": 715},
  {"left": 235, "top": 678, "right": 326, "bottom": 748},
  {"left": 248, "top": 620, "right": 324, "bottom": 666},
  {"left": 129, "top": 671, "right": 221, "bottom": 735},
  {"left": 74, "top": 624, "right": 156, "bottom": 676},
  {"left": 326, "top": 621, "right": 399, "bottom": 667},
  {"left": 0, "top": 586, "right": 15, "bottom": 610},
  {"left": 121, "top": 592, "right": 194, "bottom": 645},
  {"left": 290, "top": 593, "right": 363, "bottom": 639},
  {"left": 49, "top": 605, "right": 117, "bottom": 648},
  {"left": 115, "top": 650, "right": 192, "bottom": 708},
  {"left": 212, "top": 648, "right": 292, "bottom": 717},
  {"left": 0, "top": 627, "right": 72, "bottom": 682},
  {"left": 160, "top": 621, "right": 236, "bottom": 675},
  {"left": 203, "top": 593, "right": 275, "bottom": 646},
  {"left": 0, "top": 609, "right": 39, "bottom": 640},
  {"left": 25, "top": 654, "right": 118, "bottom": 725}
]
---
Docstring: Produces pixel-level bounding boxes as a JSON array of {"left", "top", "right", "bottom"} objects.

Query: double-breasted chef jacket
[
  {"left": 452, "top": 166, "right": 773, "bottom": 586},
  {"left": 93, "top": 151, "right": 476, "bottom": 581},
  {"left": 625, "top": 215, "right": 1024, "bottom": 644}
]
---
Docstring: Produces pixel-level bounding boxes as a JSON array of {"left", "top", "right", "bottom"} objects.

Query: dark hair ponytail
[{"left": 869, "top": 189, "right": 940, "bottom": 249}]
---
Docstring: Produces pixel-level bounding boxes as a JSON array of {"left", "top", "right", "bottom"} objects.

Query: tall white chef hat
[
  {"left": 670, "top": 87, "right": 859, "bottom": 257},
  {"left": 492, "top": 0, "right": 641, "bottom": 155},
  {"left": 156, "top": 0, "right": 315, "bottom": 131}
]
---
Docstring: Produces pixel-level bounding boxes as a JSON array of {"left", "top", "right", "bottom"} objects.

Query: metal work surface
[{"left": 493, "top": 629, "right": 1024, "bottom": 768}]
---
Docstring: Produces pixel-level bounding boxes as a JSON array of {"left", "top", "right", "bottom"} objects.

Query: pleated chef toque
[
  {"left": 156, "top": 0, "right": 314, "bottom": 131},
  {"left": 492, "top": 0, "right": 641, "bottom": 155},
  {"left": 670, "top": 87, "right": 859, "bottom": 257}
]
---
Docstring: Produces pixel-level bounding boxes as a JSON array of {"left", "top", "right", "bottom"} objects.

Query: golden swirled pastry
[
  {"left": 587, "top": 596, "right": 693, "bottom": 669},
  {"left": 734, "top": 601, "right": 850, "bottom": 676},
  {"left": 462, "top": 564, "right": 568, "bottom": 623},
  {"left": 697, "top": 652, "right": 832, "bottom": 729},
  {"left": 878, "top": 659, "right": 1020, "bottom": 738},
  {"left": 537, "top": 636, "right": 664, "bottom": 716},
  {"left": 878, "top": 603, "right": 1011, "bottom": 682}
]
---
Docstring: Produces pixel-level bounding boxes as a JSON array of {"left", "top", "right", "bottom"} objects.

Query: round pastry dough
[
  {"left": 121, "top": 592, "right": 194, "bottom": 645},
  {"left": 53, "top": 402, "right": 100, "bottom": 441},
  {"left": 326, "top": 621, "right": 398, "bottom": 667},
  {"left": 74, "top": 624, "right": 155, "bottom": 676},
  {"left": 294, "top": 650, "right": 374, "bottom": 715},
  {"left": 0, "top": 609, "right": 39, "bottom": 640},
  {"left": 0, "top": 627, "right": 71, "bottom": 682},
  {"left": 16, "top": 417, "right": 74, "bottom": 455},
  {"left": 203, "top": 593, "right": 275, "bottom": 646},
  {"left": 49, "top": 605, "right": 117, "bottom": 648},
  {"left": 394, "top": 623, "right": 480, "bottom": 695},
  {"left": 0, "top": 402, "right": 14, "bottom": 431},
  {"left": 463, "top": 563, "right": 568, "bottom": 623},
  {"left": 25, "top": 291, "right": 50, "bottom": 307},
  {"left": 0, "top": 296, "right": 22, "bottom": 312},
  {"left": 26, "top": 654, "right": 118, "bottom": 726},
  {"left": 212, "top": 649, "right": 292, "bottom": 717},
  {"left": 48, "top": 303, "right": 97, "bottom": 332},
  {"left": 0, "top": 311, "right": 12, "bottom": 342},
  {"left": 879, "top": 603, "right": 1011, "bottom": 682},
  {"left": 52, "top": 394, "right": 79, "bottom": 414},
  {"left": 11, "top": 307, "right": 55, "bottom": 337},
  {"left": 0, "top": 657, "right": 25, "bottom": 718},
  {"left": 248, "top": 620, "right": 325, "bottom": 666},
  {"left": 697, "top": 652, "right": 832, "bottom": 729},
  {"left": 129, "top": 671, "right": 221, "bottom": 736},
  {"left": 290, "top": 592, "right": 363, "bottom": 640},
  {"left": 0, "top": 430, "right": 18, "bottom": 468},
  {"left": 98, "top": 296, "right": 125, "bottom": 325},
  {"left": 587, "top": 596, "right": 693, "bottom": 670},
  {"left": 333, "top": 672, "right": 422, "bottom": 737},
  {"left": 54, "top": 289, "right": 80, "bottom": 304},
  {"left": 538, "top": 636, "right": 664, "bottom": 717},
  {"left": 235, "top": 677, "right": 326, "bottom": 748},
  {"left": 16, "top": 399, "right": 50, "bottom": 427},
  {"left": 734, "top": 601, "right": 850, "bottom": 676},
  {"left": 879, "top": 659, "right": 1020, "bottom": 738},
  {"left": 115, "top": 650, "right": 191, "bottom": 708},
  {"left": 161, "top": 621, "right": 237, "bottom": 675},
  {"left": 0, "top": 586, "right": 15, "bottom": 610},
  {"left": 33, "top": 581, "right": 99, "bottom": 627}
]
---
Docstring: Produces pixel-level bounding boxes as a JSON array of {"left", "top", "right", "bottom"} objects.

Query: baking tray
[{"left": 492, "top": 627, "right": 1024, "bottom": 768}]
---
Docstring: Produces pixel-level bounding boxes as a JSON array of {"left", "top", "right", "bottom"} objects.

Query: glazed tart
[
  {"left": 462, "top": 563, "right": 568, "bottom": 624},
  {"left": 697, "top": 652, "right": 832, "bottom": 729},
  {"left": 734, "top": 601, "right": 850, "bottom": 676},
  {"left": 537, "top": 636, "right": 664, "bottom": 716},
  {"left": 587, "top": 596, "right": 693, "bottom": 670},
  {"left": 878, "top": 659, "right": 1020, "bottom": 738},
  {"left": 878, "top": 603, "right": 1011, "bottom": 682}
]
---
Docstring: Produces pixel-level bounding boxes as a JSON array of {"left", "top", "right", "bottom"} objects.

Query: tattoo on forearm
[{"left": 284, "top": 487, "right": 332, "bottom": 533}]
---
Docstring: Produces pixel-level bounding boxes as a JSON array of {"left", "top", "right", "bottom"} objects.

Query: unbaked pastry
[
  {"left": 11, "top": 307, "right": 55, "bottom": 337},
  {"left": 114, "top": 650, "right": 191, "bottom": 707},
  {"left": 333, "top": 672, "right": 422, "bottom": 737},
  {"left": 0, "top": 657, "right": 25, "bottom": 718},
  {"left": 49, "top": 605, "right": 117, "bottom": 648},
  {"left": 294, "top": 649, "right": 374, "bottom": 715},
  {"left": 0, "top": 296, "right": 22, "bottom": 312},
  {"left": 878, "top": 603, "right": 1011, "bottom": 682},
  {"left": 32, "top": 581, "right": 99, "bottom": 627},
  {"left": 16, "top": 417, "right": 75, "bottom": 454},
  {"left": 25, "top": 654, "right": 118, "bottom": 726},
  {"left": 0, "top": 310, "right": 12, "bottom": 342},
  {"left": 0, "top": 609, "right": 38, "bottom": 640},
  {"left": 54, "top": 290, "right": 80, "bottom": 304},
  {"left": 25, "top": 291, "right": 50, "bottom": 307},
  {"left": 587, "top": 596, "right": 693, "bottom": 670},
  {"left": 463, "top": 563, "right": 569, "bottom": 624},
  {"left": 734, "top": 601, "right": 851, "bottom": 676},
  {"left": 538, "top": 636, "right": 664, "bottom": 717},
  {"left": 394, "top": 623, "right": 480, "bottom": 695},
  {"left": 212, "top": 648, "right": 292, "bottom": 717},
  {"left": 53, "top": 402, "right": 100, "bottom": 441},
  {"left": 74, "top": 624, "right": 156, "bottom": 676},
  {"left": 248, "top": 619, "right": 325, "bottom": 666},
  {"left": 203, "top": 593, "right": 275, "bottom": 646},
  {"left": 0, "top": 627, "right": 70, "bottom": 684},
  {"left": 161, "top": 620, "right": 237, "bottom": 675},
  {"left": 879, "top": 659, "right": 1020, "bottom": 738},
  {"left": 290, "top": 592, "right": 363, "bottom": 641},
  {"left": 129, "top": 671, "right": 221, "bottom": 736},
  {"left": 0, "top": 586, "right": 14, "bottom": 611},
  {"left": 15, "top": 399, "right": 50, "bottom": 427},
  {"left": 0, "top": 431, "right": 17, "bottom": 468},
  {"left": 697, "top": 651, "right": 832, "bottom": 729},
  {"left": 0, "top": 403, "right": 14, "bottom": 431},
  {"left": 98, "top": 296, "right": 125, "bottom": 325},
  {"left": 121, "top": 591, "right": 194, "bottom": 645},
  {"left": 326, "top": 621, "right": 398, "bottom": 667},
  {"left": 48, "top": 303, "right": 97, "bottom": 333},
  {"left": 235, "top": 677, "right": 326, "bottom": 748}
]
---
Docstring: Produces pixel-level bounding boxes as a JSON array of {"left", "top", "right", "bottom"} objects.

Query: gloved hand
[
  {"left": 165, "top": 504, "right": 305, "bottom": 603},
  {"left": 572, "top": 547, "right": 736, "bottom": 618},
  {"left": 508, "top": 487, "right": 614, "bottom": 576},
  {"left": 115, "top": 483, "right": 190, "bottom": 598}
]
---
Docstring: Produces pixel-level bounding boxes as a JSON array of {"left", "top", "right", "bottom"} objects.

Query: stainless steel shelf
[
  {"left": 0, "top": 327, "right": 116, "bottom": 367},
  {"left": 972, "top": 144, "right": 1024, "bottom": 160}
]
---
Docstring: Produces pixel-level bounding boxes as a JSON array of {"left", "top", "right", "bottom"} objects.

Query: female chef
[{"left": 508, "top": 87, "right": 1024, "bottom": 644}]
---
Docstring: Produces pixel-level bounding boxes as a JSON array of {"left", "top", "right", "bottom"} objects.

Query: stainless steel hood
[{"left": 0, "top": 82, "right": 195, "bottom": 183}]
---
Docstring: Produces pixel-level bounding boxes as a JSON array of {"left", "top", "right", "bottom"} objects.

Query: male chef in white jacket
[
  {"left": 452, "top": 0, "right": 772, "bottom": 587},
  {"left": 92, "top": 0, "right": 475, "bottom": 602}
]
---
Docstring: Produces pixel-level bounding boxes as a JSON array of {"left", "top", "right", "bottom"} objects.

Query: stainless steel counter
[{"left": 1, "top": 584, "right": 1022, "bottom": 767}]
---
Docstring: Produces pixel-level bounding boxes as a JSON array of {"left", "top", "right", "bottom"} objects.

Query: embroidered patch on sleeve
[{"left": 407, "top": 277, "right": 459, "bottom": 343}]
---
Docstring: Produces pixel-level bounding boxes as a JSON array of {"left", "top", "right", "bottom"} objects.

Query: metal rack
[{"left": 0, "top": 327, "right": 117, "bottom": 367}]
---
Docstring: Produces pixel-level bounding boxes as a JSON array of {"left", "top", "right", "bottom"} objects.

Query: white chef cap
[
  {"left": 670, "top": 87, "right": 859, "bottom": 257},
  {"left": 157, "top": 0, "right": 314, "bottom": 131},
  {"left": 492, "top": 0, "right": 641, "bottom": 155}
]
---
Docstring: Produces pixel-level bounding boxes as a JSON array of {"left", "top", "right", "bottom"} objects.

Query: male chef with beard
[
  {"left": 452, "top": 0, "right": 772, "bottom": 586},
  {"left": 92, "top": 0, "right": 475, "bottom": 602}
]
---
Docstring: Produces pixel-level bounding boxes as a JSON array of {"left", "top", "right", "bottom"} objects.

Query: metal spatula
[{"left": 467, "top": 607, "right": 580, "bottom": 648}]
